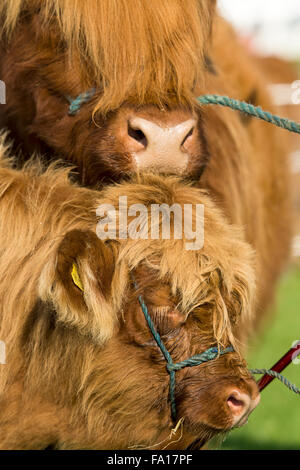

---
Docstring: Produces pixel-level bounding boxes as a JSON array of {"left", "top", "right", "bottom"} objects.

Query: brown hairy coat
[
  {"left": 0, "top": 1, "right": 294, "bottom": 447},
  {"left": 0, "top": 1, "right": 293, "bottom": 346},
  {"left": 0, "top": 139, "right": 258, "bottom": 449}
]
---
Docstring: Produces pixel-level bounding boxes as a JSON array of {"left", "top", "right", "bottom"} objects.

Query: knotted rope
[
  {"left": 138, "top": 292, "right": 300, "bottom": 418},
  {"left": 137, "top": 294, "right": 234, "bottom": 420},
  {"left": 66, "top": 89, "right": 300, "bottom": 136}
]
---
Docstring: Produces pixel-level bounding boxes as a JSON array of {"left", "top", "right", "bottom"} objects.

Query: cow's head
[
  {"left": 0, "top": 0, "right": 225, "bottom": 185},
  {"left": 35, "top": 174, "right": 259, "bottom": 449}
]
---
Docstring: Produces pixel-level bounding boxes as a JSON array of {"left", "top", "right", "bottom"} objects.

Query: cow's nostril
[
  {"left": 126, "top": 115, "right": 196, "bottom": 173},
  {"left": 127, "top": 122, "right": 148, "bottom": 148}
]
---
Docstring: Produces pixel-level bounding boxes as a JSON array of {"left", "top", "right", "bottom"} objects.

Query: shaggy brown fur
[
  {"left": 0, "top": 139, "right": 259, "bottom": 449},
  {"left": 0, "top": 4, "right": 293, "bottom": 325},
  {"left": 0, "top": 2, "right": 294, "bottom": 446}
]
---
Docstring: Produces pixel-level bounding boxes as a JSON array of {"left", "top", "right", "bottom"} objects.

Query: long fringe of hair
[{"left": 0, "top": 0, "right": 215, "bottom": 112}]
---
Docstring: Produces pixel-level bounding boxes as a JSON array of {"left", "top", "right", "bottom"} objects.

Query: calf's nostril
[
  {"left": 127, "top": 122, "right": 148, "bottom": 148},
  {"left": 226, "top": 390, "right": 250, "bottom": 417},
  {"left": 227, "top": 395, "right": 246, "bottom": 414}
]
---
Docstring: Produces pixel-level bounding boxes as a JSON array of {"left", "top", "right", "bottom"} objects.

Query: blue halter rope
[
  {"left": 66, "top": 88, "right": 300, "bottom": 135},
  {"left": 71, "top": 263, "right": 233, "bottom": 421},
  {"left": 137, "top": 294, "right": 234, "bottom": 421},
  {"left": 66, "top": 88, "right": 97, "bottom": 116}
]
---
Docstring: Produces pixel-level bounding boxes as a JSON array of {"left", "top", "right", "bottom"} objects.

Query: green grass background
[
  {"left": 214, "top": 266, "right": 300, "bottom": 450},
  {"left": 219, "top": 60, "right": 300, "bottom": 449}
]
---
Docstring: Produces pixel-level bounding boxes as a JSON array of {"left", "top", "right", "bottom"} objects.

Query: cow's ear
[{"left": 39, "top": 229, "right": 117, "bottom": 343}]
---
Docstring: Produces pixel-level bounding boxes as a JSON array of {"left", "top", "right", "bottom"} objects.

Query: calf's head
[{"left": 34, "top": 175, "right": 259, "bottom": 449}]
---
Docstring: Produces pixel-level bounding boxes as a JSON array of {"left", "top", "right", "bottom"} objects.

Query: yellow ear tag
[{"left": 71, "top": 263, "right": 84, "bottom": 292}]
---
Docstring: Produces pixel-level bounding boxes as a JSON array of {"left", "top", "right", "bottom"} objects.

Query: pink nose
[
  {"left": 126, "top": 116, "right": 197, "bottom": 173},
  {"left": 227, "top": 389, "right": 260, "bottom": 427}
]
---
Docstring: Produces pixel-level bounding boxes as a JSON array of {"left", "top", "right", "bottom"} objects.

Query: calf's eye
[{"left": 150, "top": 306, "right": 186, "bottom": 333}]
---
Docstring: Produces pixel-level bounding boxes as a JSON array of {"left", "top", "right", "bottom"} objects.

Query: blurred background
[
  {"left": 219, "top": 0, "right": 300, "bottom": 59},
  {"left": 215, "top": 0, "right": 300, "bottom": 450}
]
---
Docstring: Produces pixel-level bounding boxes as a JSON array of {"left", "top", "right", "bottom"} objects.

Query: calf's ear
[{"left": 39, "top": 229, "right": 117, "bottom": 344}]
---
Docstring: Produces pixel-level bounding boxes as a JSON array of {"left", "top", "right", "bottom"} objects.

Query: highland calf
[{"left": 0, "top": 141, "right": 259, "bottom": 449}]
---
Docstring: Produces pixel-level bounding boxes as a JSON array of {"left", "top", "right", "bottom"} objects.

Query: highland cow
[
  {"left": 0, "top": 139, "right": 260, "bottom": 449},
  {"left": 0, "top": 1, "right": 293, "bottom": 329}
]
